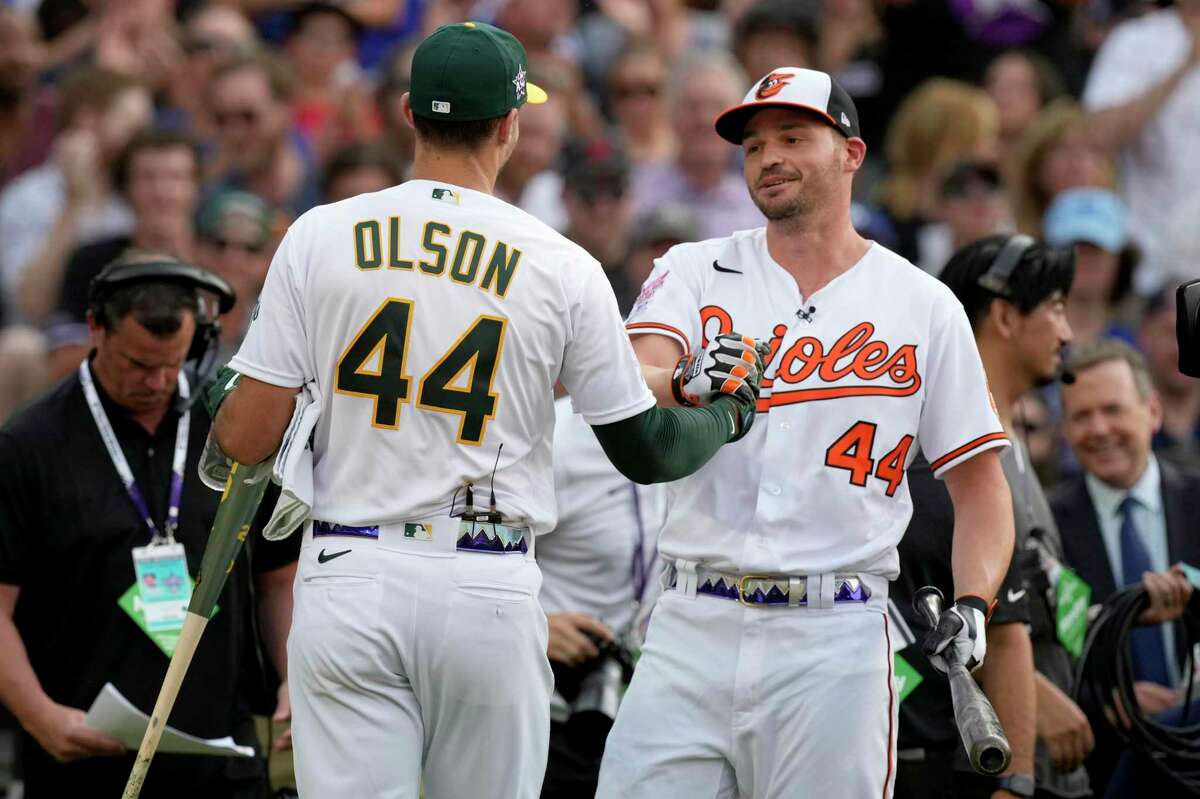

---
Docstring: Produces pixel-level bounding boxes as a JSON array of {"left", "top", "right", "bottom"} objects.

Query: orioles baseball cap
[
  {"left": 410, "top": 21, "right": 547, "bottom": 121},
  {"left": 715, "top": 67, "right": 860, "bottom": 144}
]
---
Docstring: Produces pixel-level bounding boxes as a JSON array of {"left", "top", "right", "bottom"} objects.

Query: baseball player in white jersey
[
  {"left": 208, "top": 22, "right": 765, "bottom": 799},
  {"left": 596, "top": 68, "right": 1017, "bottom": 798}
]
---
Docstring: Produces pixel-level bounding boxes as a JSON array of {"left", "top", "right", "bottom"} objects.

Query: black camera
[
  {"left": 1179, "top": 280, "right": 1200, "bottom": 378},
  {"left": 557, "top": 637, "right": 635, "bottom": 758}
]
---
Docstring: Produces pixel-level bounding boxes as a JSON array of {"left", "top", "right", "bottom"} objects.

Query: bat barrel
[
  {"left": 972, "top": 738, "right": 1011, "bottom": 775},
  {"left": 948, "top": 664, "right": 1012, "bottom": 776}
]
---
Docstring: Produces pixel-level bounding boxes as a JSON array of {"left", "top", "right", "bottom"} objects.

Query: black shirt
[
  {"left": 0, "top": 364, "right": 299, "bottom": 797},
  {"left": 892, "top": 452, "right": 1030, "bottom": 755}
]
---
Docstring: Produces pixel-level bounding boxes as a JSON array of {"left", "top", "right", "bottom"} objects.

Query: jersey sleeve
[
  {"left": 227, "top": 225, "right": 312, "bottom": 388},
  {"left": 624, "top": 247, "right": 704, "bottom": 355},
  {"left": 919, "top": 298, "right": 1009, "bottom": 479},
  {"left": 559, "top": 258, "right": 656, "bottom": 426}
]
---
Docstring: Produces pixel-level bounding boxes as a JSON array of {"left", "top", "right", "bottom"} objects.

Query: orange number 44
[{"left": 824, "top": 421, "right": 914, "bottom": 497}]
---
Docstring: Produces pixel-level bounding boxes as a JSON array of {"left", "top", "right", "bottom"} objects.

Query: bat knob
[
  {"left": 913, "top": 585, "right": 945, "bottom": 627},
  {"left": 971, "top": 737, "right": 1012, "bottom": 775}
]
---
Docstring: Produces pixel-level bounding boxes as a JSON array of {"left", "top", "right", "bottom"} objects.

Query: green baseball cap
[{"left": 410, "top": 21, "right": 547, "bottom": 121}]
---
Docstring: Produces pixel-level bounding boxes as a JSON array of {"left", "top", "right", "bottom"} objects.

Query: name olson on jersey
[
  {"left": 351, "top": 217, "right": 521, "bottom": 298},
  {"left": 701, "top": 306, "right": 922, "bottom": 407}
]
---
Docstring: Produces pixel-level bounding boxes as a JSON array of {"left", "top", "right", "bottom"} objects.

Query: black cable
[{"left": 1072, "top": 586, "right": 1200, "bottom": 794}]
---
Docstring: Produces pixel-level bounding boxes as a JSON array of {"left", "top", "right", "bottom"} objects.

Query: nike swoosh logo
[
  {"left": 1007, "top": 588, "right": 1027, "bottom": 603},
  {"left": 317, "top": 548, "right": 352, "bottom": 564},
  {"left": 713, "top": 260, "right": 742, "bottom": 274}
]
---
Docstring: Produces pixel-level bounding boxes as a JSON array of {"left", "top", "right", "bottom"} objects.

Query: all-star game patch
[{"left": 632, "top": 270, "right": 669, "bottom": 314}]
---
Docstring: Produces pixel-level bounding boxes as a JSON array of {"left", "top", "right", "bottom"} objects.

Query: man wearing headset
[{"left": 0, "top": 254, "right": 299, "bottom": 798}]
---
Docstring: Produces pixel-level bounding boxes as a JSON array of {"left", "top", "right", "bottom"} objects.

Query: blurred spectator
[
  {"left": 1052, "top": 338, "right": 1200, "bottom": 794},
  {"left": 730, "top": 0, "right": 819, "bottom": 84},
  {"left": 1015, "top": 391, "right": 1062, "bottom": 487},
  {"left": 0, "top": 258, "right": 298, "bottom": 797},
  {"left": 1009, "top": 98, "right": 1114, "bottom": 236},
  {"left": 878, "top": 78, "right": 1000, "bottom": 264},
  {"left": 0, "top": 7, "right": 48, "bottom": 189},
  {"left": 495, "top": 93, "right": 569, "bottom": 230},
  {"left": 373, "top": 42, "right": 417, "bottom": 168},
  {"left": 194, "top": 189, "right": 277, "bottom": 357},
  {"left": 286, "top": 2, "right": 375, "bottom": 163},
  {"left": 819, "top": 0, "right": 886, "bottom": 148},
  {"left": 1082, "top": 0, "right": 1200, "bottom": 291},
  {"left": 604, "top": 40, "right": 675, "bottom": 168},
  {"left": 321, "top": 141, "right": 404, "bottom": 203},
  {"left": 1043, "top": 188, "right": 1139, "bottom": 344},
  {"left": 575, "top": 0, "right": 687, "bottom": 92},
  {"left": 561, "top": 137, "right": 634, "bottom": 303},
  {"left": 620, "top": 203, "right": 700, "bottom": 315},
  {"left": 56, "top": 130, "right": 202, "bottom": 325},
  {"left": 1138, "top": 289, "right": 1200, "bottom": 470},
  {"left": 92, "top": 0, "right": 182, "bottom": 90},
  {"left": 0, "top": 67, "right": 151, "bottom": 322},
  {"left": 628, "top": 51, "right": 763, "bottom": 239},
  {"left": 983, "top": 49, "right": 1064, "bottom": 163},
  {"left": 918, "top": 160, "right": 1012, "bottom": 275},
  {"left": 205, "top": 52, "right": 321, "bottom": 218},
  {"left": 495, "top": 0, "right": 579, "bottom": 67},
  {"left": 0, "top": 326, "right": 48, "bottom": 426},
  {"left": 161, "top": 5, "right": 260, "bottom": 148}
]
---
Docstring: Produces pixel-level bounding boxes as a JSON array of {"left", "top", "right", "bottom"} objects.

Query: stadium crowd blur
[{"left": 0, "top": 0, "right": 1197, "bottom": 796}]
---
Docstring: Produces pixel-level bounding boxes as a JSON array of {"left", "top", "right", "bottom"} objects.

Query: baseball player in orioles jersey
[
  {"left": 596, "top": 68, "right": 1017, "bottom": 798},
  {"left": 211, "top": 22, "right": 763, "bottom": 799}
]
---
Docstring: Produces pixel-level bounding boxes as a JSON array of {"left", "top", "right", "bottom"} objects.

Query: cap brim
[
  {"left": 526, "top": 82, "right": 547, "bottom": 104},
  {"left": 714, "top": 101, "right": 845, "bottom": 144}
]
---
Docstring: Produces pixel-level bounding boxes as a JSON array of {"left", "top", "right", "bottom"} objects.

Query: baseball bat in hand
[
  {"left": 913, "top": 586, "right": 1012, "bottom": 776},
  {"left": 121, "top": 460, "right": 273, "bottom": 799}
]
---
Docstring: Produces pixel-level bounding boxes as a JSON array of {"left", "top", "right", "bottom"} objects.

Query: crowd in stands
[{"left": 0, "top": 0, "right": 1197, "bottom": 794}]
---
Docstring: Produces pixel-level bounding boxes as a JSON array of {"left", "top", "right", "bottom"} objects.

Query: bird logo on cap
[{"left": 755, "top": 71, "right": 793, "bottom": 100}]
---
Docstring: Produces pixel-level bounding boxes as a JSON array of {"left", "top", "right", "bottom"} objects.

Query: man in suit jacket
[{"left": 1051, "top": 337, "right": 1198, "bottom": 795}]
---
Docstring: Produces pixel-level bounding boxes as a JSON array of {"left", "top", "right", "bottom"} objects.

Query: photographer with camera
[{"left": 539, "top": 398, "right": 665, "bottom": 799}]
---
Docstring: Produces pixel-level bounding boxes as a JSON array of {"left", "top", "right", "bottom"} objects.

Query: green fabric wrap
[{"left": 590, "top": 396, "right": 743, "bottom": 485}]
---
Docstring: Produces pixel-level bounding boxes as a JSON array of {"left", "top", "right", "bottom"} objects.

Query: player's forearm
[
  {"left": 1084, "top": 59, "right": 1195, "bottom": 151},
  {"left": 591, "top": 396, "right": 739, "bottom": 484},
  {"left": 255, "top": 562, "right": 296, "bottom": 680},
  {"left": 945, "top": 451, "right": 1014, "bottom": 603},
  {"left": 976, "top": 622, "right": 1036, "bottom": 777},
  {"left": 640, "top": 362, "right": 680, "bottom": 407},
  {"left": 214, "top": 376, "right": 299, "bottom": 465}
]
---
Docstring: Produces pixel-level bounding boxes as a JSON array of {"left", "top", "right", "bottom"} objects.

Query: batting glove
[
  {"left": 923, "top": 595, "right": 989, "bottom": 673},
  {"left": 671, "top": 333, "right": 765, "bottom": 408}
]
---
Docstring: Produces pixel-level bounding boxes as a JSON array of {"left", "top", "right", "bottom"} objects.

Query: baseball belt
[
  {"left": 313, "top": 519, "right": 530, "bottom": 554},
  {"left": 667, "top": 563, "right": 871, "bottom": 608}
]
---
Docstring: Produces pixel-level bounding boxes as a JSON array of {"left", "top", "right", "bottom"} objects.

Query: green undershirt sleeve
[{"left": 589, "top": 396, "right": 740, "bottom": 485}]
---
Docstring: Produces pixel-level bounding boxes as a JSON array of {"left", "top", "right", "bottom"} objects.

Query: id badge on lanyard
[{"left": 80, "top": 362, "right": 195, "bottom": 636}]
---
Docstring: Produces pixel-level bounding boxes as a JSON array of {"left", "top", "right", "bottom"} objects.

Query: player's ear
[
  {"left": 843, "top": 136, "right": 867, "bottom": 172},
  {"left": 400, "top": 92, "right": 415, "bottom": 129},
  {"left": 498, "top": 108, "right": 519, "bottom": 148},
  {"left": 987, "top": 298, "right": 1021, "bottom": 341}
]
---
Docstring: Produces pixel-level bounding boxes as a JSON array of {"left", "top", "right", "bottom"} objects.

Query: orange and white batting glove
[{"left": 671, "top": 333, "right": 764, "bottom": 408}]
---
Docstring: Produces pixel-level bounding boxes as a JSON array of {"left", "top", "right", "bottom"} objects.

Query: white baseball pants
[
  {"left": 287, "top": 522, "right": 552, "bottom": 798},
  {"left": 596, "top": 573, "right": 897, "bottom": 799}
]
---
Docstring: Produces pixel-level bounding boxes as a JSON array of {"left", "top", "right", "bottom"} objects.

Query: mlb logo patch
[
  {"left": 432, "top": 187, "right": 460, "bottom": 204},
  {"left": 404, "top": 522, "right": 434, "bottom": 541},
  {"left": 431, "top": 100, "right": 451, "bottom": 114}
]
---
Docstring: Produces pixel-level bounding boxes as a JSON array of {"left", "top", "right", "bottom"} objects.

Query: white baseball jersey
[
  {"left": 625, "top": 228, "right": 1007, "bottom": 578},
  {"left": 230, "top": 179, "right": 655, "bottom": 533},
  {"left": 539, "top": 398, "right": 665, "bottom": 634}
]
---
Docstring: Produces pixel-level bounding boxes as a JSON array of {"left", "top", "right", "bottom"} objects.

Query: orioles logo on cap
[{"left": 755, "top": 71, "right": 793, "bottom": 100}]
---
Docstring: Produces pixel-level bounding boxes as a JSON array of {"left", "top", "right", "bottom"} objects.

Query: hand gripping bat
[
  {"left": 913, "top": 586, "right": 1012, "bottom": 776},
  {"left": 121, "top": 460, "right": 273, "bottom": 798}
]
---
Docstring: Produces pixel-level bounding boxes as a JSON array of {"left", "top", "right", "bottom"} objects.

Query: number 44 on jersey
[{"left": 335, "top": 298, "right": 507, "bottom": 446}]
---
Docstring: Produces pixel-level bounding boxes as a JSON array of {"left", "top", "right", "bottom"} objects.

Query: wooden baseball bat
[
  {"left": 122, "top": 460, "right": 273, "bottom": 799},
  {"left": 913, "top": 586, "right": 1012, "bottom": 776}
]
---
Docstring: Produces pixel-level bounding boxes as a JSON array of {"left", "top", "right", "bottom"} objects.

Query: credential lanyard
[{"left": 80, "top": 361, "right": 190, "bottom": 543}]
